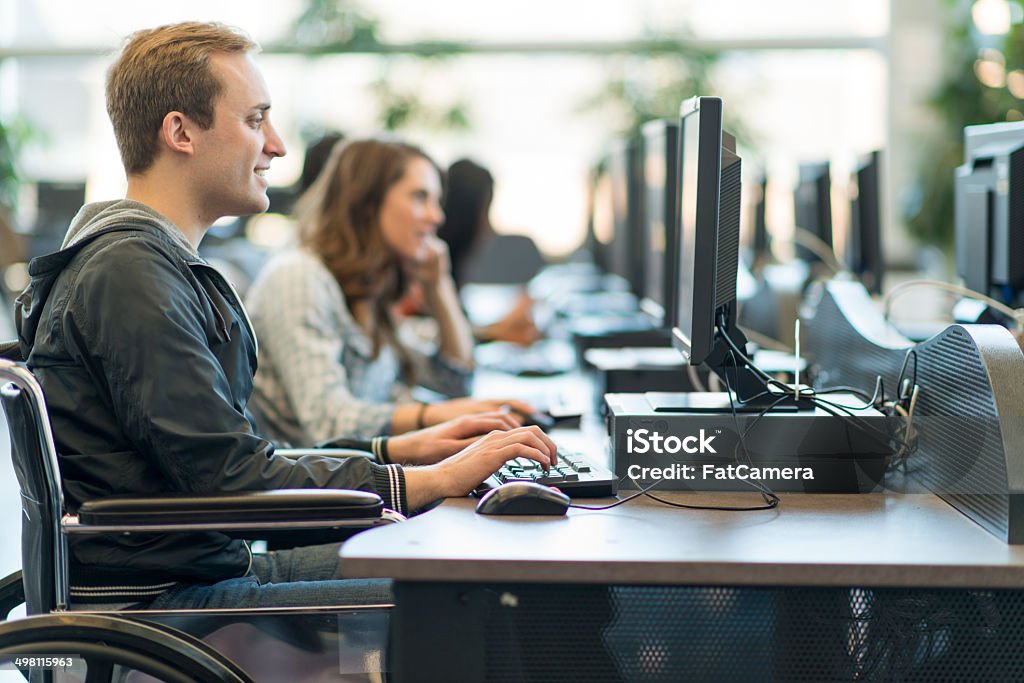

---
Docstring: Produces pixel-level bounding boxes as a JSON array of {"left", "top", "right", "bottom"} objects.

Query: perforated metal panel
[
  {"left": 801, "top": 280, "right": 912, "bottom": 394},
  {"left": 463, "top": 584, "right": 1024, "bottom": 683},
  {"left": 912, "top": 328, "right": 1012, "bottom": 539},
  {"left": 801, "top": 280, "right": 1024, "bottom": 542}
]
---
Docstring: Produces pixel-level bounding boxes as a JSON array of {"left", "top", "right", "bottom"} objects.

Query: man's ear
[{"left": 160, "top": 111, "right": 196, "bottom": 156}]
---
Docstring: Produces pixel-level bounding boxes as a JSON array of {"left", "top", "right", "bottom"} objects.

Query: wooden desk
[
  {"left": 342, "top": 491, "right": 1024, "bottom": 682},
  {"left": 342, "top": 492, "right": 1024, "bottom": 589}
]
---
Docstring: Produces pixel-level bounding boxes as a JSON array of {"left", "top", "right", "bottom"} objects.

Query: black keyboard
[{"left": 475, "top": 442, "right": 618, "bottom": 498}]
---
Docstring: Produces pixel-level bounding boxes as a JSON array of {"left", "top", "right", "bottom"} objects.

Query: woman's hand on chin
[{"left": 404, "top": 236, "right": 451, "bottom": 289}]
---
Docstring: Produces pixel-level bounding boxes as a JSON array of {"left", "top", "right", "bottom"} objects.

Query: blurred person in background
[
  {"left": 246, "top": 138, "right": 537, "bottom": 445},
  {"left": 436, "top": 158, "right": 540, "bottom": 347}
]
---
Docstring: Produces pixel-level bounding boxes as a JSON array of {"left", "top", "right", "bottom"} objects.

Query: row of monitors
[
  {"left": 587, "top": 123, "right": 886, "bottom": 326},
  {"left": 582, "top": 93, "right": 1023, "bottom": 377},
  {"left": 590, "top": 109, "right": 1024, "bottom": 343},
  {"left": 956, "top": 121, "right": 1024, "bottom": 307},
  {"left": 786, "top": 121, "right": 1024, "bottom": 309},
  {"left": 791, "top": 153, "right": 883, "bottom": 296},
  {"left": 582, "top": 96, "right": 743, "bottom": 368}
]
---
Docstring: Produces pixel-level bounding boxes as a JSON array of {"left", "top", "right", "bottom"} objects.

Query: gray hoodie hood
[
  {"left": 17, "top": 199, "right": 206, "bottom": 357},
  {"left": 62, "top": 199, "right": 199, "bottom": 257}
]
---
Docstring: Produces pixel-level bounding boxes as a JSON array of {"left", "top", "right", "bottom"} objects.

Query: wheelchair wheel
[{"left": 0, "top": 612, "right": 253, "bottom": 682}]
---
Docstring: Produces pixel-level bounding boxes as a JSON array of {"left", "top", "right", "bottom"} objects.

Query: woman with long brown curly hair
[{"left": 246, "top": 138, "right": 534, "bottom": 445}]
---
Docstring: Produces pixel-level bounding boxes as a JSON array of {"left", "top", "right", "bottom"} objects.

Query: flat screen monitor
[
  {"left": 793, "top": 161, "right": 833, "bottom": 263},
  {"left": 639, "top": 119, "right": 680, "bottom": 328},
  {"left": 589, "top": 162, "right": 615, "bottom": 274},
  {"left": 606, "top": 137, "right": 647, "bottom": 296},
  {"left": 750, "top": 171, "right": 769, "bottom": 269},
  {"left": 607, "top": 140, "right": 633, "bottom": 285},
  {"left": 671, "top": 96, "right": 742, "bottom": 367},
  {"left": 847, "top": 150, "right": 884, "bottom": 295},
  {"left": 955, "top": 121, "right": 1024, "bottom": 305}
]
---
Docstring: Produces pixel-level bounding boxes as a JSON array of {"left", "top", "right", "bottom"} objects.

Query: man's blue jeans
[{"left": 144, "top": 542, "right": 392, "bottom": 609}]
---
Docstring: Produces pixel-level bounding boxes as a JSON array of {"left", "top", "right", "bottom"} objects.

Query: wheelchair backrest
[{"left": 0, "top": 353, "right": 64, "bottom": 615}]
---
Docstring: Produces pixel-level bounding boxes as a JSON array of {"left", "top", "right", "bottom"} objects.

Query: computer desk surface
[
  {"left": 352, "top": 368, "right": 1024, "bottom": 591},
  {"left": 340, "top": 486, "right": 1024, "bottom": 590}
]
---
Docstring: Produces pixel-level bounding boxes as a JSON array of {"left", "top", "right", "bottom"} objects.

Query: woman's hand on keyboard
[
  {"left": 388, "top": 411, "right": 520, "bottom": 465},
  {"left": 421, "top": 397, "right": 537, "bottom": 427},
  {"left": 404, "top": 426, "right": 557, "bottom": 506}
]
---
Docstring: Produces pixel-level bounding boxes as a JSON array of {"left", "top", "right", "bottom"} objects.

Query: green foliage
[
  {"left": 905, "top": 3, "right": 1024, "bottom": 247},
  {"left": 291, "top": 4, "right": 742, "bottom": 145},
  {"left": 579, "top": 41, "right": 719, "bottom": 133},
  {"left": 292, "top": 1, "right": 472, "bottom": 134},
  {"left": 0, "top": 116, "right": 32, "bottom": 212},
  {"left": 575, "top": 36, "right": 753, "bottom": 155},
  {"left": 370, "top": 61, "right": 472, "bottom": 133},
  {"left": 293, "top": 0, "right": 381, "bottom": 50}
]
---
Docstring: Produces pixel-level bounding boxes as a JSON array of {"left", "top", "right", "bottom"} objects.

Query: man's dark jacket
[{"left": 16, "top": 200, "right": 406, "bottom": 603}]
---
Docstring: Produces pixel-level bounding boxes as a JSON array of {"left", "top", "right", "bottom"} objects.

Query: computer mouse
[{"left": 475, "top": 481, "right": 571, "bottom": 516}]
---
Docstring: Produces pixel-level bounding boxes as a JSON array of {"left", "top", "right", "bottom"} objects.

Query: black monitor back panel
[
  {"left": 956, "top": 123, "right": 1024, "bottom": 303},
  {"left": 793, "top": 161, "right": 832, "bottom": 263},
  {"left": 802, "top": 279, "right": 1024, "bottom": 543},
  {"left": 750, "top": 173, "right": 769, "bottom": 266},
  {"left": 848, "top": 151, "right": 884, "bottom": 295}
]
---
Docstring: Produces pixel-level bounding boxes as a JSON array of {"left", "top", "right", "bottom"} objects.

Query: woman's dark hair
[
  {"left": 299, "top": 132, "right": 345, "bottom": 193},
  {"left": 438, "top": 158, "right": 494, "bottom": 288}
]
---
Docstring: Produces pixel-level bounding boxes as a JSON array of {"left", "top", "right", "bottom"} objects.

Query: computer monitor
[
  {"left": 670, "top": 96, "right": 787, "bottom": 407},
  {"left": 955, "top": 121, "right": 1024, "bottom": 306},
  {"left": 639, "top": 119, "right": 680, "bottom": 328},
  {"left": 579, "top": 164, "right": 599, "bottom": 265},
  {"left": 607, "top": 137, "right": 646, "bottom": 296},
  {"left": 846, "top": 150, "right": 884, "bottom": 295},
  {"left": 671, "top": 96, "right": 743, "bottom": 365},
  {"left": 589, "top": 161, "right": 615, "bottom": 275},
  {"left": 793, "top": 161, "right": 833, "bottom": 264},
  {"left": 749, "top": 171, "right": 770, "bottom": 271}
]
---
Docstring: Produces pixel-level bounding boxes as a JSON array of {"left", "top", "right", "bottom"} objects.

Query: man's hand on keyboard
[
  {"left": 404, "top": 426, "right": 557, "bottom": 507},
  {"left": 389, "top": 411, "right": 520, "bottom": 465}
]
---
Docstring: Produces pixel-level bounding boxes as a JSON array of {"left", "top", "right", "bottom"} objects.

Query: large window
[{"left": 2, "top": 0, "right": 890, "bottom": 258}]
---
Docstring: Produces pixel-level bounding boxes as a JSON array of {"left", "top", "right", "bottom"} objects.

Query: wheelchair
[{"left": 0, "top": 341, "right": 400, "bottom": 682}]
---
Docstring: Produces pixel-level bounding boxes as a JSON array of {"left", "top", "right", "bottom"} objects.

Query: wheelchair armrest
[
  {"left": 72, "top": 489, "right": 385, "bottom": 534},
  {"left": 0, "top": 340, "right": 21, "bottom": 362},
  {"left": 276, "top": 448, "right": 374, "bottom": 460},
  {"left": 0, "top": 571, "right": 24, "bottom": 622}
]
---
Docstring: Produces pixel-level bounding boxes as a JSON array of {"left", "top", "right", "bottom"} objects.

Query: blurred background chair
[{"left": 463, "top": 233, "right": 546, "bottom": 286}]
